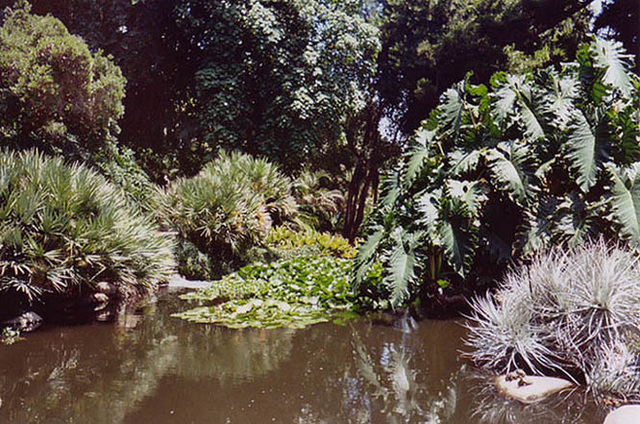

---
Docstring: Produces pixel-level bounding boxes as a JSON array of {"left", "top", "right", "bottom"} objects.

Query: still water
[{"left": 0, "top": 290, "right": 608, "bottom": 424}]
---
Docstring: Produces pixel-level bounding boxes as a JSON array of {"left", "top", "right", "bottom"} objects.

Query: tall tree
[{"left": 0, "top": 1, "right": 126, "bottom": 156}]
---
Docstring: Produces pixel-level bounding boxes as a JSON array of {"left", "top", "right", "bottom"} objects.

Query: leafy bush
[
  {"left": 354, "top": 38, "right": 640, "bottom": 307},
  {"left": 266, "top": 227, "right": 357, "bottom": 259},
  {"left": 162, "top": 151, "right": 296, "bottom": 277},
  {"left": 0, "top": 1, "right": 125, "bottom": 155},
  {"left": 466, "top": 241, "right": 640, "bottom": 400},
  {"left": 0, "top": 150, "right": 175, "bottom": 302},
  {"left": 92, "top": 143, "right": 161, "bottom": 215},
  {"left": 176, "top": 255, "right": 382, "bottom": 328}
]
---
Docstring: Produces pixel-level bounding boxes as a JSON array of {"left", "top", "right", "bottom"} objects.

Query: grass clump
[
  {"left": 466, "top": 240, "right": 640, "bottom": 400},
  {"left": 175, "top": 255, "right": 381, "bottom": 329},
  {"left": 0, "top": 150, "right": 175, "bottom": 302}
]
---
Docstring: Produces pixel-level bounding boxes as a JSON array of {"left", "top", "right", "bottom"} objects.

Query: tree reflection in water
[{"left": 0, "top": 291, "right": 610, "bottom": 424}]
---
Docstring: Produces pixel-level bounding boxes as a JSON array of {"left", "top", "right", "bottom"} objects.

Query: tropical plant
[
  {"left": 0, "top": 150, "right": 175, "bottom": 304},
  {"left": 162, "top": 151, "right": 296, "bottom": 277},
  {"left": 0, "top": 1, "right": 126, "bottom": 156},
  {"left": 292, "top": 170, "right": 345, "bottom": 232},
  {"left": 354, "top": 37, "right": 640, "bottom": 307},
  {"left": 466, "top": 241, "right": 640, "bottom": 400}
]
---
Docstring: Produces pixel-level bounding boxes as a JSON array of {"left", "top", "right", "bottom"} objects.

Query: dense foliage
[
  {"left": 378, "top": 0, "right": 594, "bottom": 135},
  {"left": 266, "top": 227, "right": 357, "bottom": 259},
  {"left": 0, "top": 2, "right": 126, "bottom": 157},
  {"left": 0, "top": 150, "right": 175, "bottom": 302},
  {"left": 467, "top": 241, "right": 640, "bottom": 399},
  {"left": 162, "top": 151, "right": 296, "bottom": 277},
  {"left": 354, "top": 38, "right": 640, "bottom": 307},
  {"left": 176, "top": 255, "right": 380, "bottom": 328}
]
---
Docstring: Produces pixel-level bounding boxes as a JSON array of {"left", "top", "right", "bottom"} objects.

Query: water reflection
[{"left": 0, "top": 291, "right": 609, "bottom": 423}]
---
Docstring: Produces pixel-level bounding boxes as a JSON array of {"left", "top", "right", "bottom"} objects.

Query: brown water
[{"left": 0, "top": 290, "right": 609, "bottom": 424}]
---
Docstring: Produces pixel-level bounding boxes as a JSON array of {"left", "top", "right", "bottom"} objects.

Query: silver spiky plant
[{"left": 466, "top": 240, "right": 640, "bottom": 398}]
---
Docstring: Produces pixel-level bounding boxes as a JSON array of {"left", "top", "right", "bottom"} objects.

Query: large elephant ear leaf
[
  {"left": 592, "top": 38, "right": 634, "bottom": 98},
  {"left": 403, "top": 128, "right": 436, "bottom": 186},
  {"left": 566, "top": 110, "right": 609, "bottom": 193},
  {"left": 607, "top": 164, "right": 640, "bottom": 246},
  {"left": 353, "top": 227, "right": 385, "bottom": 290},
  {"left": 436, "top": 194, "right": 477, "bottom": 278},
  {"left": 379, "top": 169, "right": 403, "bottom": 208},
  {"left": 439, "top": 80, "right": 466, "bottom": 135},
  {"left": 542, "top": 70, "right": 578, "bottom": 128},
  {"left": 384, "top": 229, "right": 421, "bottom": 307},
  {"left": 486, "top": 142, "right": 535, "bottom": 206},
  {"left": 492, "top": 74, "right": 545, "bottom": 140}
]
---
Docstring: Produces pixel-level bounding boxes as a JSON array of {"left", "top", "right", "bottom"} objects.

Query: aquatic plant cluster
[
  {"left": 466, "top": 241, "right": 640, "bottom": 399},
  {"left": 176, "top": 255, "right": 381, "bottom": 329}
]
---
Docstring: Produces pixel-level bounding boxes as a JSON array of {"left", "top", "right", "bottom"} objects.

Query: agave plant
[
  {"left": 354, "top": 37, "right": 640, "bottom": 307},
  {"left": 0, "top": 150, "right": 175, "bottom": 303}
]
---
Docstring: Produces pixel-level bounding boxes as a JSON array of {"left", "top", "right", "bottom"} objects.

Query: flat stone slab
[
  {"left": 604, "top": 405, "right": 640, "bottom": 424},
  {"left": 496, "top": 373, "right": 574, "bottom": 403}
]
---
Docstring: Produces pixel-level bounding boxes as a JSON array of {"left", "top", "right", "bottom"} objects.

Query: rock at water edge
[
  {"left": 604, "top": 405, "right": 640, "bottom": 424},
  {"left": 496, "top": 374, "right": 574, "bottom": 403}
]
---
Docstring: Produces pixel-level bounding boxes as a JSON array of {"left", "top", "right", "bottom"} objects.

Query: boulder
[
  {"left": 1, "top": 311, "right": 43, "bottom": 332},
  {"left": 604, "top": 405, "right": 640, "bottom": 424},
  {"left": 496, "top": 371, "right": 574, "bottom": 403}
]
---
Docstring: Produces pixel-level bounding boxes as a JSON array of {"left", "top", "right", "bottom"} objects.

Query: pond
[{"left": 0, "top": 289, "right": 609, "bottom": 424}]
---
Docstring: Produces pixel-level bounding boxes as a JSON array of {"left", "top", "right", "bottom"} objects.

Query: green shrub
[
  {"left": 162, "top": 151, "right": 296, "bottom": 277},
  {"left": 92, "top": 143, "right": 161, "bottom": 215},
  {"left": 176, "top": 255, "right": 383, "bottom": 328},
  {"left": 466, "top": 241, "right": 640, "bottom": 399},
  {"left": 0, "top": 1, "right": 126, "bottom": 155},
  {"left": 0, "top": 150, "right": 175, "bottom": 301},
  {"left": 266, "top": 227, "right": 357, "bottom": 259},
  {"left": 354, "top": 38, "right": 640, "bottom": 307}
]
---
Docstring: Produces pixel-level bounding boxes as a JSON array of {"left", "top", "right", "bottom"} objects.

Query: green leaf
[
  {"left": 566, "top": 110, "right": 608, "bottom": 193},
  {"left": 439, "top": 81, "right": 466, "bottom": 135},
  {"left": 608, "top": 164, "right": 640, "bottom": 246},
  {"left": 385, "top": 229, "right": 420, "bottom": 307},
  {"left": 486, "top": 142, "right": 534, "bottom": 205},
  {"left": 592, "top": 38, "right": 634, "bottom": 98},
  {"left": 353, "top": 228, "right": 384, "bottom": 289}
]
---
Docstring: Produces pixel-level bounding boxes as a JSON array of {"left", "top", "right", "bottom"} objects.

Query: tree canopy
[{"left": 0, "top": 1, "right": 125, "bottom": 156}]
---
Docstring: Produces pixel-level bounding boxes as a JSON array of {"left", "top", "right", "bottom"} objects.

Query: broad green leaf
[
  {"left": 566, "top": 110, "right": 608, "bottom": 193},
  {"left": 486, "top": 142, "right": 534, "bottom": 205},
  {"left": 439, "top": 81, "right": 466, "bottom": 135},
  {"left": 438, "top": 213, "right": 474, "bottom": 278},
  {"left": 608, "top": 164, "right": 640, "bottom": 246},
  {"left": 353, "top": 228, "right": 384, "bottom": 289},
  {"left": 386, "top": 229, "right": 419, "bottom": 307},
  {"left": 403, "top": 129, "right": 435, "bottom": 186},
  {"left": 592, "top": 38, "right": 634, "bottom": 98}
]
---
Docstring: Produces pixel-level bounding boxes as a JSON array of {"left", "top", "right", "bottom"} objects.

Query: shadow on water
[{"left": 0, "top": 290, "right": 609, "bottom": 423}]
